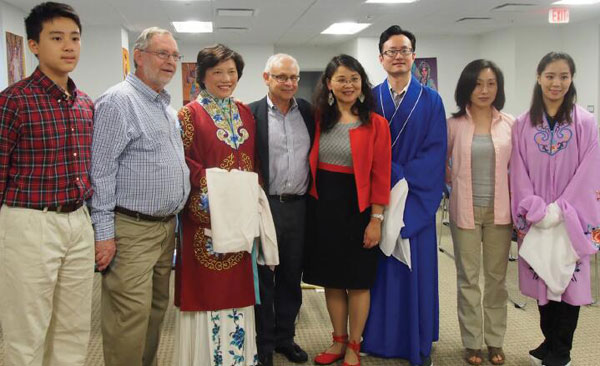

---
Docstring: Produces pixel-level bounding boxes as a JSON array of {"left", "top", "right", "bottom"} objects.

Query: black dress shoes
[
  {"left": 275, "top": 342, "right": 308, "bottom": 363},
  {"left": 258, "top": 352, "right": 273, "bottom": 366}
]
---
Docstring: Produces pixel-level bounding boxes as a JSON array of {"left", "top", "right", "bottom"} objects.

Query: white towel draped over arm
[
  {"left": 519, "top": 202, "right": 580, "bottom": 301},
  {"left": 380, "top": 178, "right": 411, "bottom": 269}
]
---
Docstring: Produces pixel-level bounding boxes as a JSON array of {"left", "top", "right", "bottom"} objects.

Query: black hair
[
  {"left": 452, "top": 59, "right": 505, "bottom": 118},
  {"left": 313, "top": 54, "right": 374, "bottom": 132},
  {"left": 25, "top": 2, "right": 81, "bottom": 42},
  {"left": 378, "top": 25, "right": 416, "bottom": 54},
  {"left": 196, "top": 44, "right": 245, "bottom": 89},
  {"left": 529, "top": 51, "right": 577, "bottom": 126}
]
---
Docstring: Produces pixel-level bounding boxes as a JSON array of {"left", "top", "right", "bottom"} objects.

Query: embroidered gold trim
[
  {"left": 220, "top": 153, "right": 235, "bottom": 170},
  {"left": 178, "top": 107, "right": 194, "bottom": 150},
  {"left": 189, "top": 176, "right": 209, "bottom": 223},
  {"left": 240, "top": 153, "right": 253, "bottom": 171},
  {"left": 193, "top": 228, "right": 244, "bottom": 270}
]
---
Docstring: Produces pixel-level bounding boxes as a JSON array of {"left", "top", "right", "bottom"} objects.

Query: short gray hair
[
  {"left": 133, "top": 27, "right": 172, "bottom": 68},
  {"left": 134, "top": 27, "right": 172, "bottom": 51},
  {"left": 264, "top": 53, "right": 300, "bottom": 74}
]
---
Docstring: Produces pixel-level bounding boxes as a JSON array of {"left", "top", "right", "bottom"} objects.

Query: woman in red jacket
[{"left": 303, "top": 54, "right": 391, "bottom": 366}]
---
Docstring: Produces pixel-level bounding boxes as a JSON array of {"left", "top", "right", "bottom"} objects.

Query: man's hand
[{"left": 95, "top": 239, "right": 116, "bottom": 272}]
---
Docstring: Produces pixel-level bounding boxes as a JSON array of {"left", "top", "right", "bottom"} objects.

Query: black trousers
[
  {"left": 255, "top": 197, "right": 306, "bottom": 356},
  {"left": 531, "top": 300, "right": 580, "bottom": 366}
]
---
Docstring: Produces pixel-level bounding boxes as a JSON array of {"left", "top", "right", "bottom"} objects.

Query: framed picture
[
  {"left": 6, "top": 32, "right": 25, "bottom": 85},
  {"left": 412, "top": 57, "right": 437, "bottom": 91},
  {"left": 122, "top": 48, "right": 130, "bottom": 80},
  {"left": 181, "top": 62, "right": 200, "bottom": 106}
]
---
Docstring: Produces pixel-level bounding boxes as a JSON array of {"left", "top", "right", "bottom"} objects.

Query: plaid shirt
[{"left": 0, "top": 67, "right": 94, "bottom": 208}]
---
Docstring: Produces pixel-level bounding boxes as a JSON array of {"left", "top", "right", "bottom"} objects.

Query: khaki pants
[
  {"left": 0, "top": 205, "right": 94, "bottom": 366},
  {"left": 101, "top": 212, "right": 175, "bottom": 366},
  {"left": 450, "top": 205, "right": 512, "bottom": 349}
]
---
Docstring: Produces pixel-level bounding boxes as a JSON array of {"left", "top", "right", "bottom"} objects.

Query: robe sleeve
[
  {"left": 509, "top": 117, "right": 548, "bottom": 235},
  {"left": 400, "top": 94, "right": 447, "bottom": 239},
  {"left": 555, "top": 113, "right": 600, "bottom": 257},
  {"left": 178, "top": 106, "right": 206, "bottom": 189}
]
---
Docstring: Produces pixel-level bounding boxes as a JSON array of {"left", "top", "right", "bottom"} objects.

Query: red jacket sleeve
[{"left": 369, "top": 113, "right": 391, "bottom": 205}]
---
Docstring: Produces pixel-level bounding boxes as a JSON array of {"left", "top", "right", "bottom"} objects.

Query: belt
[
  {"left": 114, "top": 206, "right": 175, "bottom": 222},
  {"left": 33, "top": 201, "right": 84, "bottom": 213},
  {"left": 268, "top": 194, "right": 305, "bottom": 203}
]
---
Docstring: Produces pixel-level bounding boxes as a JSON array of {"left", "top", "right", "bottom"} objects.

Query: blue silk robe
[{"left": 363, "top": 76, "right": 447, "bottom": 365}]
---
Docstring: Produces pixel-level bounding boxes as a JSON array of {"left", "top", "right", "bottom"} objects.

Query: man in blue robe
[{"left": 362, "top": 25, "right": 447, "bottom": 366}]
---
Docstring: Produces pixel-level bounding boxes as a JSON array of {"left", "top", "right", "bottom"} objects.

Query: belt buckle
[{"left": 56, "top": 205, "right": 64, "bottom": 213}]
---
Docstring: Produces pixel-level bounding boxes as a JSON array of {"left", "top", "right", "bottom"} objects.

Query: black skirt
[{"left": 303, "top": 169, "right": 380, "bottom": 289}]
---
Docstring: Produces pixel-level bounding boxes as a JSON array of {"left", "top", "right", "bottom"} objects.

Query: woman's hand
[{"left": 363, "top": 218, "right": 382, "bottom": 248}]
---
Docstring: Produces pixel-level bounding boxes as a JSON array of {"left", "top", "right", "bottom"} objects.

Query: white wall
[
  {"left": 480, "top": 21, "right": 600, "bottom": 120},
  {"left": 164, "top": 42, "right": 275, "bottom": 108},
  {"left": 354, "top": 35, "right": 480, "bottom": 115},
  {"left": 560, "top": 22, "right": 600, "bottom": 120},
  {"left": 0, "top": 0, "right": 35, "bottom": 90},
  {"left": 4, "top": 2, "right": 594, "bottom": 122},
  {"left": 70, "top": 26, "right": 125, "bottom": 100},
  {"left": 274, "top": 45, "right": 341, "bottom": 72},
  {"left": 479, "top": 29, "right": 517, "bottom": 116}
]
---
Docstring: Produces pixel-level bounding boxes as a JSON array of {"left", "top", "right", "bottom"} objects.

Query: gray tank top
[
  {"left": 471, "top": 134, "right": 495, "bottom": 207},
  {"left": 318, "top": 122, "right": 360, "bottom": 167}
]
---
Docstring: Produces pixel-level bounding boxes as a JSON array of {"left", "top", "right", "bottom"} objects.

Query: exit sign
[{"left": 549, "top": 8, "right": 570, "bottom": 24}]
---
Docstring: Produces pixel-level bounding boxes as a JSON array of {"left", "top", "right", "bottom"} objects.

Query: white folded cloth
[
  {"left": 205, "top": 168, "right": 278, "bottom": 266},
  {"left": 519, "top": 202, "right": 579, "bottom": 301}
]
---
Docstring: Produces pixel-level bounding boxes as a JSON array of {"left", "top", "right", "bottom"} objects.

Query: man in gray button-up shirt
[
  {"left": 90, "top": 27, "right": 190, "bottom": 366},
  {"left": 250, "top": 54, "right": 315, "bottom": 366}
]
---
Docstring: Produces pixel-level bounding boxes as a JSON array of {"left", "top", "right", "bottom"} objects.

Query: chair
[{"left": 437, "top": 185, "right": 454, "bottom": 260}]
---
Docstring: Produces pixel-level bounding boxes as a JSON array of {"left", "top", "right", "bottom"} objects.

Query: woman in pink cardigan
[{"left": 446, "top": 59, "right": 514, "bottom": 366}]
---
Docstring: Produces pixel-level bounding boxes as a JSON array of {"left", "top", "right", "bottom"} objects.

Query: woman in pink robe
[{"left": 510, "top": 52, "right": 600, "bottom": 366}]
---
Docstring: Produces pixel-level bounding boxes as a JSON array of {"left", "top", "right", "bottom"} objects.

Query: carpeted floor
[{"left": 1, "top": 209, "right": 599, "bottom": 365}]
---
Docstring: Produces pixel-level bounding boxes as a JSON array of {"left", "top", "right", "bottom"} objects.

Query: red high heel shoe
[
  {"left": 314, "top": 333, "right": 348, "bottom": 365},
  {"left": 342, "top": 340, "right": 361, "bottom": 366}
]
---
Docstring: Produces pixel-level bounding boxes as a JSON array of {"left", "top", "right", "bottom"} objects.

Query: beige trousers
[
  {"left": 450, "top": 205, "right": 512, "bottom": 349},
  {"left": 0, "top": 205, "right": 94, "bottom": 366},
  {"left": 101, "top": 212, "right": 176, "bottom": 366}
]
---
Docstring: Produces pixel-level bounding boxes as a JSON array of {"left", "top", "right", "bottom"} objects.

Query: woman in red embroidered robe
[{"left": 174, "top": 44, "right": 259, "bottom": 366}]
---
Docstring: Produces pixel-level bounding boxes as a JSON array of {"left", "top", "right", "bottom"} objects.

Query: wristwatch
[{"left": 371, "top": 213, "right": 384, "bottom": 222}]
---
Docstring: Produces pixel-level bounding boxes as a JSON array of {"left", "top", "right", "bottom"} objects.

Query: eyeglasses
[
  {"left": 333, "top": 77, "right": 361, "bottom": 85},
  {"left": 270, "top": 74, "right": 300, "bottom": 83},
  {"left": 142, "top": 50, "right": 183, "bottom": 61},
  {"left": 382, "top": 48, "right": 414, "bottom": 58}
]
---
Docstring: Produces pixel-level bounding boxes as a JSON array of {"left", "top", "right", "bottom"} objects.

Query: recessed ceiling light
[
  {"left": 552, "top": 0, "right": 600, "bottom": 4},
  {"left": 217, "top": 8, "right": 254, "bottom": 17},
  {"left": 321, "top": 22, "right": 371, "bottom": 35},
  {"left": 172, "top": 21, "right": 213, "bottom": 33},
  {"left": 365, "top": 0, "right": 420, "bottom": 4}
]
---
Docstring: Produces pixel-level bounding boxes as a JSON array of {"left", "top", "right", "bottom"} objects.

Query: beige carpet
[{"left": 1, "top": 209, "right": 599, "bottom": 365}]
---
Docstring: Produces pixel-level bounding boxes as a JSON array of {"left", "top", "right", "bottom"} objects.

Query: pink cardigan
[{"left": 446, "top": 107, "right": 514, "bottom": 229}]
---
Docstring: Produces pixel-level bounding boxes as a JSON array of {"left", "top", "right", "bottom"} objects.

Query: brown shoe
[
  {"left": 465, "top": 349, "right": 482, "bottom": 366},
  {"left": 488, "top": 346, "right": 505, "bottom": 365}
]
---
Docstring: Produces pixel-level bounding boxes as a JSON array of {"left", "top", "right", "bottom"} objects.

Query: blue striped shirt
[
  {"left": 90, "top": 74, "right": 190, "bottom": 241},
  {"left": 267, "top": 96, "right": 310, "bottom": 195}
]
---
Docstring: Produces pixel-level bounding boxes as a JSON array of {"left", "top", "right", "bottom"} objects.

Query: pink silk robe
[{"left": 510, "top": 104, "right": 600, "bottom": 306}]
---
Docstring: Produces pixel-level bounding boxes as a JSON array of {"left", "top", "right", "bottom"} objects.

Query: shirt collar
[
  {"left": 31, "top": 67, "right": 79, "bottom": 102},
  {"left": 466, "top": 105, "right": 501, "bottom": 124},
  {"left": 389, "top": 77, "right": 410, "bottom": 99},
  {"left": 126, "top": 73, "right": 171, "bottom": 105},
  {"left": 266, "top": 94, "right": 298, "bottom": 112}
]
